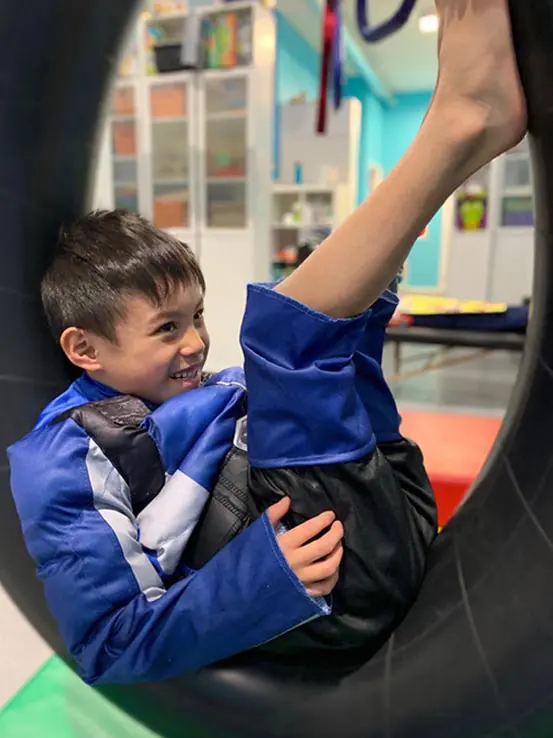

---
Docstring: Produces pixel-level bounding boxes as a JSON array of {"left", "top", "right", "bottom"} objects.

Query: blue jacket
[{"left": 8, "top": 284, "right": 392, "bottom": 685}]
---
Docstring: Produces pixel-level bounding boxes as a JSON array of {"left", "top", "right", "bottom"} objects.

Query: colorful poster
[{"left": 455, "top": 190, "right": 488, "bottom": 230}]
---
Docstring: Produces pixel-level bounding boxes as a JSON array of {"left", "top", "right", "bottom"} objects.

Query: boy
[{"left": 7, "top": 0, "right": 526, "bottom": 684}]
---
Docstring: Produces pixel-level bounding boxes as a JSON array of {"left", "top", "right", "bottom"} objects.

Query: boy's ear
[{"left": 59, "top": 327, "right": 103, "bottom": 372}]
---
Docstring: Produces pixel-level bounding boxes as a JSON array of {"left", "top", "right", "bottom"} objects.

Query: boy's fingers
[
  {"left": 295, "top": 521, "right": 344, "bottom": 566},
  {"left": 282, "top": 510, "right": 336, "bottom": 548},
  {"left": 306, "top": 563, "right": 342, "bottom": 598},
  {"left": 266, "top": 497, "right": 291, "bottom": 528},
  {"left": 301, "top": 543, "right": 344, "bottom": 585}
]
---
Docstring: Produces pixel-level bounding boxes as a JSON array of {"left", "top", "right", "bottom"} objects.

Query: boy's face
[{"left": 90, "top": 282, "right": 209, "bottom": 405}]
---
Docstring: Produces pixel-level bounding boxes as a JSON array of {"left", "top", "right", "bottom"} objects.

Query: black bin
[{"left": 154, "top": 44, "right": 192, "bottom": 73}]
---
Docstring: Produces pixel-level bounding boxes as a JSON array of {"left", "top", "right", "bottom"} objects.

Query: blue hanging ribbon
[{"left": 356, "top": 0, "right": 417, "bottom": 43}]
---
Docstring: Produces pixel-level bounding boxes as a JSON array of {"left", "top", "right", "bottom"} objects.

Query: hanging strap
[
  {"left": 317, "top": 0, "right": 338, "bottom": 134},
  {"left": 332, "top": 0, "right": 343, "bottom": 111},
  {"left": 356, "top": 0, "right": 417, "bottom": 43}
]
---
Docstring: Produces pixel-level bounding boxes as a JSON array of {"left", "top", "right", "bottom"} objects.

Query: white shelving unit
[
  {"left": 95, "top": 2, "right": 276, "bottom": 370},
  {"left": 270, "top": 184, "right": 341, "bottom": 279},
  {"left": 277, "top": 97, "right": 361, "bottom": 224},
  {"left": 444, "top": 137, "right": 534, "bottom": 305}
]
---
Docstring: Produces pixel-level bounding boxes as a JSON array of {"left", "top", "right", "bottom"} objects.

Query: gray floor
[{"left": 382, "top": 344, "right": 522, "bottom": 416}]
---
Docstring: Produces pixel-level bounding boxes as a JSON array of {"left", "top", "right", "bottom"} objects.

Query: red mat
[{"left": 400, "top": 409, "right": 502, "bottom": 527}]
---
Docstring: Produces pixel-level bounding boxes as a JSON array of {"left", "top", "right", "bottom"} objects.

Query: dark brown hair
[{"left": 41, "top": 209, "right": 205, "bottom": 341}]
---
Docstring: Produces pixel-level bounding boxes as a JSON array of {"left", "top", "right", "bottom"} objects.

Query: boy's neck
[
  {"left": 80, "top": 372, "right": 122, "bottom": 400},
  {"left": 79, "top": 373, "right": 160, "bottom": 411}
]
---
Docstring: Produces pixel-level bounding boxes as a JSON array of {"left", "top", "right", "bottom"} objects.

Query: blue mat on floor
[{"left": 411, "top": 305, "right": 528, "bottom": 333}]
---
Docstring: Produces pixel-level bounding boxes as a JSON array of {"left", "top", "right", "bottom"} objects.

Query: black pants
[{"left": 247, "top": 436, "right": 437, "bottom": 657}]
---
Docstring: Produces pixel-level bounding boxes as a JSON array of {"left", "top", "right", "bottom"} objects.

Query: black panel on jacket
[{"left": 54, "top": 395, "right": 165, "bottom": 517}]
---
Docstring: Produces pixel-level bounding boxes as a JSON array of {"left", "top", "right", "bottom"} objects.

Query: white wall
[{"left": 0, "top": 586, "right": 52, "bottom": 709}]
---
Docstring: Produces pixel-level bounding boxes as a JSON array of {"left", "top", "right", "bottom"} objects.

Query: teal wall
[
  {"left": 350, "top": 90, "right": 442, "bottom": 289},
  {"left": 275, "top": 14, "right": 319, "bottom": 103},
  {"left": 380, "top": 92, "right": 441, "bottom": 289},
  {"left": 274, "top": 17, "right": 442, "bottom": 289},
  {"left": 344, "top": 78, "right": 384, "bottom": 204},
  {"left": 273, "top": 13, "right": 318, "bottom": 179}
]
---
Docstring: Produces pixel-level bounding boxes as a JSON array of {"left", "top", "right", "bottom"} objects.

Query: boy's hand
[{"left": 267, "top": 497, "right": 344, "bottom": 598}]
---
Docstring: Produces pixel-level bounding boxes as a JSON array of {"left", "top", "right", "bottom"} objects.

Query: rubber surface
[{"left": 1, "top": 1, "right": 553, "bottom": 737}]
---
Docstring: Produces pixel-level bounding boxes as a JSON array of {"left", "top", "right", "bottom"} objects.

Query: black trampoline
[{"left": 3, "top": 1, "right": 553, "bottom": 737}]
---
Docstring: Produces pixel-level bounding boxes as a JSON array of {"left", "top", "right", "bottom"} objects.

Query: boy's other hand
[{"left": 267, "top": 497, "right": 344, "bottom": 598}]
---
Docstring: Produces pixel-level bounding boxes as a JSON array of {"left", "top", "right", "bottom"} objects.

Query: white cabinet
[
  {"left": 444, "top": 138, "right": 534, "bottom": 304},
  {"left": 108, "top": 72, "right": 199, "bottom": 249},
  {"left": 488, "top": 230, "right": 534, "bottom": 304},
  {"left": 445, "top": 232, "right": 492, "bottom": 302},
  {"left": 278, "top": 97, "right": 360, "bottom": 221},
  {"left": 145, "top": 74, "right": 196, "bottom": 234},
  {"left": 109, "top": 81, "right": 142, "bottom": 215},
  {"left": 270, "top": 184, "right": 341, "bottom": 280},
  {"left": 199, "top": 70, "right": 249, "bottom": 231},
  {"left": 95, "top": 2, "right": 275, "bottom": 370}
]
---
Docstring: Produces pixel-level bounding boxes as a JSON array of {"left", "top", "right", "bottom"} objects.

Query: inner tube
[{"left": 2, "top": 1, "right": 553, "bottom": 736}]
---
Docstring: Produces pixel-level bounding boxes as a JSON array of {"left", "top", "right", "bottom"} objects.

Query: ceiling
[
  {"left": 342, "top": 0, "right": 439, "bottom": 93},
  {"left": 276, "top": 0, "right": 439, "bottom": 95}
]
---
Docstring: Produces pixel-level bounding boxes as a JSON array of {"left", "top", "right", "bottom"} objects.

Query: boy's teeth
[{"left": 172, "top": 368, "right": 197, "bottom": 379}]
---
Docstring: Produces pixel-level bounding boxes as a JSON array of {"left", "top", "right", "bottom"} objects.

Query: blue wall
[
  {"left": 273, "top": 14, "right": 318, "bottom": 179},
  {"left": 381, "top": 93, "right": 432, "bottom": 173},
  {"left": 345, "top": 79, "right": 384, "bottom": 204},
  {"left": 274, "top": 18, "right": 442, "bottom": 289},
  {"left": 273, "top": 19, "right": 381, "bottom": 207},
  {"left": 338, "top": 88, "right": 443, "bottom": 290},
  {"left": 275, "top": 14, "right": 319, "bottom": 103},
  {"left": 380, "top": 92, "right": 441, "bottom": 289}
]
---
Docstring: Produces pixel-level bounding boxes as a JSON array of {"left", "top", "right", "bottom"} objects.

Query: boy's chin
[{"left": 165, "top": 376, "right": 202, "bottom": 398}]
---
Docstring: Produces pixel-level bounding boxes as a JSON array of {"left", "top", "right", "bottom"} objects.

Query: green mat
[
  {"left": 4, "top": 656, "right": 553, "bottom": 738},
  {"left": 0, "top": 657, "right": 227, "bottom": 738},
  {"left": 0, "top": 658, "right": 161, "bottom": 738}
]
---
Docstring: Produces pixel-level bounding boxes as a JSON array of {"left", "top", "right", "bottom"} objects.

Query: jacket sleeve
[
  {"left": 8, "top": 419, "right": 329, "bottom": 686},
  {"left": 240, "top": 282, "right": 377, "bottom": 467}
]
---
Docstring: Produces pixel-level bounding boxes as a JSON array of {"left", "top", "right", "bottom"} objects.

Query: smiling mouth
[{"left": 170, "top": 366, "right": 201, "bottom": 381}]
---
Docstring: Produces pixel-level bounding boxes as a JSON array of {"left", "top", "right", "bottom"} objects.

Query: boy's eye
[
  {"left": 194, "top": 308, "right": 205, "bottom": 322},
  {"left": 157, "top": 321, "right": 178, "bottom": 335}
]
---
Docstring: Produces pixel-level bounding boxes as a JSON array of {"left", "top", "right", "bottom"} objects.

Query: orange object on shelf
[
  {"left": 112, "top": 86, "right": 135, "bottom": 116},
  {"left": 154, "top": 199, "right": 188, "bottom": 229},
  {"left": 112, "top": 122, "right": 136, "bottom": 156},
  {"left": 220, "top": 13, "right": 238, "bottom": 67},
  {"left": 151, "top": 84, "right": 187, "bottom": 118}
]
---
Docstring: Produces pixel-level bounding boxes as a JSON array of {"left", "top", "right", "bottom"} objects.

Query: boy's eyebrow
[{"left": 153, "top": 299, "right": 204, "bottom": 322}]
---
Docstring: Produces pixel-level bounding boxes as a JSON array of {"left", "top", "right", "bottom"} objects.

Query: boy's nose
[{"left": 180, "top": 328, "right": 205, "bottom": 358}]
